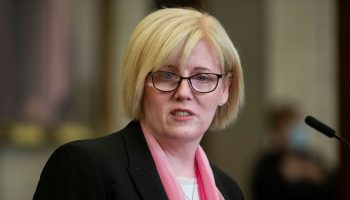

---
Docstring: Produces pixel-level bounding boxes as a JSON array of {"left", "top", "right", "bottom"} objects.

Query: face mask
[{"left": 287, "top": 122, "right": 310, "bottom": 153}]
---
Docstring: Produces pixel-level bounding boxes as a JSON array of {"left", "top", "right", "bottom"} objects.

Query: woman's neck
[{"left": 158, "top": 137, "right": 198, "bottom": 178}]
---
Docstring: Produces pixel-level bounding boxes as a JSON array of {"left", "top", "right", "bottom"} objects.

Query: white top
[{"left": 177, "top": 177, "right": 200, "bottom": 200}]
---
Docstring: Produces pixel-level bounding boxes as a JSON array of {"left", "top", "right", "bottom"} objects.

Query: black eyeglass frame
[{"left": 149, "top": 71, "right": 223, "bottom": 93}]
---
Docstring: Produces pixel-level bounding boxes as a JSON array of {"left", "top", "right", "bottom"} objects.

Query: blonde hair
[{"left": 122, "top": 8, "right": 244, "bottom": 130}]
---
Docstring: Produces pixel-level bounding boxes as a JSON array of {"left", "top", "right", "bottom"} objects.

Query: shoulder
[
  {"left": 55, "top": 121, "right": 141, "bottom": 160},
  {"left": 34, "top": 121, "right": 144, "bottom": 199},
  {"left": 40, "top": 129, "right": 126, "bottom": 180},
  {"left": 50, "top": 121, "right": 142, "bottom": 167},
  {"left": 41, "top": 121, "right": 143, "bottom": 179},
  {"left": 62, "top": 130, "right": 124, "bottom": 157},
  {"left": 34, "top": 133, "right": 125, "bottom": 199},
  {"left": 211, "top": 164, "right": 244, "bottom": 200},
  {"left": 56, "top": 131, "right": 124, "bottom": 163}
]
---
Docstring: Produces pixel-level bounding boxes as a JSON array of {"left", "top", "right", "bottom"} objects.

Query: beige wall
[
  {"left": 205, "top": 0, "right": 338, "bottom": 199},
  {"left": 107, "top": 0, "right": 149, "bottom": 132},
  {"left": 264, "top": 0, "right": 338, "bottom": 168},
  {"left": 205, "top": 1, "right": 265, "bottom": 199}
]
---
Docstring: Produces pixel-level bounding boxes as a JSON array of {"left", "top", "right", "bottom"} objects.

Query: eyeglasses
[{"left": 149, "top": 71, "right": 222, "bottom": 93}]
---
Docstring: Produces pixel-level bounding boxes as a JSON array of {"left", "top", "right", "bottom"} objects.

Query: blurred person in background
[
  {"left": 33, "top": 7, "right": 245, "bottom": 200},
  {"left": 251, "top": 104, "right": 336, "bottom": 200}
]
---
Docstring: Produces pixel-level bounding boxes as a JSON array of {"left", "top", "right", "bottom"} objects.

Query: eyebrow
[
  {"left": 192, "top": 66, "right": 212, "bottom": 73},
  {"left": 160, "top": 65, "right": 214, "bottom": 73},
  {"left": 160, "top": 64, "right": 177, "bottom": 71}
]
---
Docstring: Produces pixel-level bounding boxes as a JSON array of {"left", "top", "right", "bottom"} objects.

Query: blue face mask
[{"left": 287, "top": 122, "right": 310, "bottom": 153}]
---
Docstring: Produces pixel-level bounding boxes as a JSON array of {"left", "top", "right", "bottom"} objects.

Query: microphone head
[{"left": 305, "top": 116, "right": 335, "bottom": 138}]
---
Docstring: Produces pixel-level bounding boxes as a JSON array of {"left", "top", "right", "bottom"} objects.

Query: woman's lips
[{"left": 170, "top": 109, "right": 194, "bottom": 120}]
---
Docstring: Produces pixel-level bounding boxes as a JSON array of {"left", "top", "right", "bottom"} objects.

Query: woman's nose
[{"left": 173, "top": 79, "right": 193, "bottom": 100}]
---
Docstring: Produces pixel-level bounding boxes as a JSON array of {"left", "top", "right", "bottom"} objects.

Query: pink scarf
[{"left": 141, "top": 122, "right": 224, "bottom": 200}]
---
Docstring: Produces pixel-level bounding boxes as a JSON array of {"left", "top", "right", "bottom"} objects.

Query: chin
[{"left": 169, "top": 126, "right": 204, "bottom": 139}]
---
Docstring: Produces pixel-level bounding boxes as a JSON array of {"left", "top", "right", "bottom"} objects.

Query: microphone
[{"left": 305, "top": 115, "right": 350, "bottom": 148}]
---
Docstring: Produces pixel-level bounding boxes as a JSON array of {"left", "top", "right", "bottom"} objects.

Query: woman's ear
[{"left": 219, "top": 72, "right": 232, "bottom": 106}]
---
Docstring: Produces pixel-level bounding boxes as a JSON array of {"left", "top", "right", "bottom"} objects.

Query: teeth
[{"left": 174, "top": 111, "right": 190, "bottom": 116}]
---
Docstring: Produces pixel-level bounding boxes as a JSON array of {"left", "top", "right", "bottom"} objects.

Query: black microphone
[{"left": 305, "top": 115, "right": 350, "bottom": 148}]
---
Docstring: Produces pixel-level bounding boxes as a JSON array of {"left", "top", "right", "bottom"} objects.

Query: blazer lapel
[
  {"left": 213, "top": 171, "right": 230, "bottom": 199},
  {"left": 121, "top": 121, "right": 168, "bottom": 200}
]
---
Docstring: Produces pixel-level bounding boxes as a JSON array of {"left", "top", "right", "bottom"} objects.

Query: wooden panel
[
  {"left": 154, "top": 0, "right": 207, "bottom": 9},
  {"left": 338, "top": 0, "right": 350, "bottom": 199}
]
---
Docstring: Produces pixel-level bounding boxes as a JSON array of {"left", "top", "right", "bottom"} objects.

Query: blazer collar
[{"left": 121, "top": 121, "right": 168, "bottom": 200}]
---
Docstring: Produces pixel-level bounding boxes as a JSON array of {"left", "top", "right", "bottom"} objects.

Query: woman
[{"left": 34, "top": 7, "right": 244, "bottom": 200}]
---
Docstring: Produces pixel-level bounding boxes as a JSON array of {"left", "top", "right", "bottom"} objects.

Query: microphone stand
[{"left": 334, "top": 135, "right": 350, "bottom": 148}]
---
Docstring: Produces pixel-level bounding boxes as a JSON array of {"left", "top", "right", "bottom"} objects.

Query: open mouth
[
  {"left": 173, "top": 111, "right": 191, "bottom": 116},
  {"left": 170, "top": 109, "right": 194, "bottom": 117}
]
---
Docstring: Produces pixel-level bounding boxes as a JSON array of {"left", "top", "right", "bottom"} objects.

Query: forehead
[{"left": 161, "top": 40, "right": 220, "bottom": 73}]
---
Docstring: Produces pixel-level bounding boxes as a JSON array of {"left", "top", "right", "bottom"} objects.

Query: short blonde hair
[{"left": 122, "top": 8, "right": 244, "bottom": 130}]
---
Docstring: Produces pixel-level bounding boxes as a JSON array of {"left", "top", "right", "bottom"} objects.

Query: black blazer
[{"left": 33, "top": 121, "right": 244, "bottom": 200}]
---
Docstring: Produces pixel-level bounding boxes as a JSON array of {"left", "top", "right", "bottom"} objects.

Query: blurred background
[{"left": 0, "top": 0, "right": 349, "bottom": 199}]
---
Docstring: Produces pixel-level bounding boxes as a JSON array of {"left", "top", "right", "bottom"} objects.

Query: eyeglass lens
[{"left": 151, "top": 71, "right": 222, "bottom": 93}]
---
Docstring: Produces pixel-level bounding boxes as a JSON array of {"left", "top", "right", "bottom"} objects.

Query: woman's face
[{"left": 142, "top": 40, "right": 230, "bottom": 142}]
